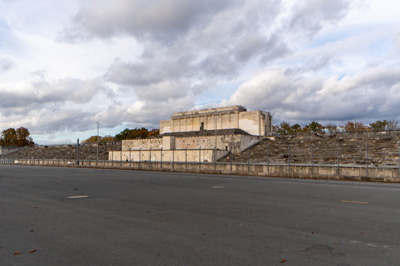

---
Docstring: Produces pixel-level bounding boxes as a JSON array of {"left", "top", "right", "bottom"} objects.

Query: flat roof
[
  {"left": 159, "top": 128, "right": 250, "bottom": 137},
  {"left": 171, "top": 105, "right": 247, "bottom": 118}
]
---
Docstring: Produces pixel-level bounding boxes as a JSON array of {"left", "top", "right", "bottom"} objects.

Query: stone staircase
[
  {"left": 227, "top": 132, "right": 400, "bottom": 166},
  {"left": 5, "top": 142, "right": 122, "bottom": 161}
]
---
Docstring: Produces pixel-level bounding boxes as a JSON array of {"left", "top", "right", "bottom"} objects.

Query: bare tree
[{"left": 387, "top": 119, "right": 399, "bottom": 130}]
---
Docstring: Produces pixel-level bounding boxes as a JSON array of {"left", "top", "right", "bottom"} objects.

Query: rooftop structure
[{"left": 160, "top": 105, "right": 272, "bottom": 136}]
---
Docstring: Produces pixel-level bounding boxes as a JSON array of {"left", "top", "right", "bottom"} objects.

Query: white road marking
[
  {"left": 211, "top": 186, "right": 224, "bottom": 189},
  {"left": 67, "top": 195, "right": 88, "bottom": 199},
  {"left": 271, "top": 180, "right": 400, "bottom": 191},
  {"left": 350, "top": 240, "right": 393, "bottom": 249},
  {"left": 341, "top": 200, "right": 368, "bottom": 204}
]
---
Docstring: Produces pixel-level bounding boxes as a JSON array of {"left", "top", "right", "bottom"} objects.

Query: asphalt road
[{"left": 1, "top": 165, "right": 400, "bottom": 265}]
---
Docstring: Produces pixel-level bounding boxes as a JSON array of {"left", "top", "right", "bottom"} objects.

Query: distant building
[{"left": 109, "top": 106, "right": 272, "bottom": 162}]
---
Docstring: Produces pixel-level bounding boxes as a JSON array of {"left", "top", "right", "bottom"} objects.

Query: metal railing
[{"left": 1, "top": 140, "right": 400, "bottom": 179}]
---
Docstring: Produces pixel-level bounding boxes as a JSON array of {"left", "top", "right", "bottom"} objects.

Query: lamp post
[
  {"left": 214, "top": 111, "right": 217, "bottom": 149},
  {"left": 96, "top": 122, "right": 99, "bottom": 166}
]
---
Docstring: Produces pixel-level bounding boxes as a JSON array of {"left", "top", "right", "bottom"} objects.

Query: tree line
[
  {"left": 0, "top": 127, "right": 34, "bottom": 146},
  {"left": 2, "top": 120, "right": 396, "bottom": 147},
  {"left": 83, "top": 127, "right": 160, "bottom": 143},
  {"left": 84, "top": 120, "right": 399, "bottom": 143},
  {"left": 274, "top": 119, "right": 399, "bottom": 135}
]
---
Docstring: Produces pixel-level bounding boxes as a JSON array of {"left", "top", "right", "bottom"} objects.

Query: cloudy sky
[{"left": 0, "top": 0, "right": 399, "bottom": 143}]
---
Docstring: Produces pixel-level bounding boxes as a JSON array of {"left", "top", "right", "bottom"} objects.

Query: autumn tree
[
  {"left": 115, "top": 127, "right": 158, "bottom": 141},
  {"left": 0, "top": 127, "right": 33, "bottom": 146},
  {"left": 280, "top": 121, "right": 292, "bottom": 134},
  {"left": 370, "top": 120, "right": 388, "bottom": 130},
  {"left": 0, "top": 128, "right": 16, "bottom": 146},
  {"left": 344, "top": 121, "right": 355, "bottom": 132},
  {"left": 275, "top": 121, "right": 292, "bottom": 135},
  {"left": 115, "top": 128, "right": 132, "bottom": 141},
  {"left": 83, "top": 135, "right": 116, "bottom": 144},
  {"left": 100, "top": 135, "right": 115, "bottom": 143},
  {"left": 345, "top": 121, "right": 367, "bottom": 132},
  {"left": 355, "top": 122, "right": 368, "bottom": 132},
  {"left": 127, "top": 127, "right": 149, "bottom": 139},
  {"left": 307, "top": 121, "right": 323, "bottom": 133},
  {"left": 148, "top": 129, "right": 160, "bottom": 137},
  {"left": 291, "top": 124, "right": 302, "bottom": 133},
  {"left": 16, "top": 127, "right": 33, "bottom": 146},
  {"left": 83, "top": 136, "right": 101, "bottom": 144}
]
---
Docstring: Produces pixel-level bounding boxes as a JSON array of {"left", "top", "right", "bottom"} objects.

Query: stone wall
[
  {"left": 109, "top": 149, "right": 228, "bottom": 163},
  {"left": 173, "top": 134, "right": 261, "bottom": 152},
  {"left": 6, "top": 159, "right": 400, "bottom": 182},
  {"left": 122, "top": 138, "right": 163, "bottom": 151},
  {"left": 119, "top": 134, "right": 262, "bottom": 154},
  {"left": 238, "top": 111, "right": 272, "bottom": 136}
]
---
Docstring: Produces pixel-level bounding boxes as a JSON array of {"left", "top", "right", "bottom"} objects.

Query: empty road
[{"left": 1, "top": 165, "right": 400, "bottom": 265}]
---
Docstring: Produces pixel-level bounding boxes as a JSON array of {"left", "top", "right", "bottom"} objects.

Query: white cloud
[
  {"left": 288, "top": 0, "right": 350, "bottom": 37},
  {"left": 223, "top": 66, "right": 400, "bottom": 123},
  {"left": 395, "top": 32, "right": 400, "bottom": 52},
  {"left": 62, "top": 0, "right": 239, "bottom": 43},
  {"left": 0, "top": 0, "right": 399, "bottom": 142},
  {"left": 94, "top": 96, "right": 195, "bottom": 128},
  {"left": 0, "top": 78, "right": 106, "bottom": 108},
  {"left": 0, "top": 57, "right": 14, "bottom": 73}
]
